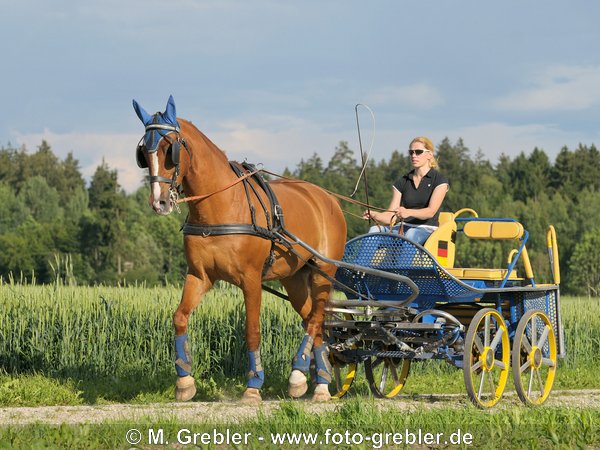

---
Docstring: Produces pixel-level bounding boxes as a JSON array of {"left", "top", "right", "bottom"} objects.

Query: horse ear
[
  {"left": 132, "top": 99, "right": 152, "bottom": 125},
  {"left": 164, "top": 95, "right": 177, "bottom": 124}
]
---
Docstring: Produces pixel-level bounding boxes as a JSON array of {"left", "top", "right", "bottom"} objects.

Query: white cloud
[
  {"left": 210, "top": 116, "right": 347, "bottom": 168},
  {"left": 433, "top": 121, "right": 598, "bottom": 162},
  {"left": 13, "top": 129, "right": 143, "bottom": 193},
  {"left": 12, "top": 118, "right": 598, "bottom": 199},
  {"left": 10, "top": 119, "right": 351, "bottom": 193},
  {"left": 495, "top": 65, "right": 600, "bottom": 112},
  {"left": 365, "top": 83, "right": 444, "bottom": 109}
]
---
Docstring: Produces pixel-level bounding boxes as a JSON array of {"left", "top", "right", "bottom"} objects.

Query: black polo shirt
[{"left": 393, "top": 169, "right": 449, "bottom": 226}]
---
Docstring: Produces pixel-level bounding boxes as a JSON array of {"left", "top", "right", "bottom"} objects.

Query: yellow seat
[
  {"left": 457, "top": 218, "right": 532, "bottom": 281},
  {"left": 446, "top": 267, "right": 518, "bottom": 280},
  {"left": 424, "top": 212, "right": 457, "bottom": 268},
  {"left": 461, "top": 268, "right": 518, "bottom": 280},
  {"left": 463, "top": 221, "right": 524, "bottom": 240}
]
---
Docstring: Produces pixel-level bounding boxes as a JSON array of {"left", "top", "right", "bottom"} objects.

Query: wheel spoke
[
  {"left": 478, "top": 370, "right": 486, "bottom": 398},
  {"left": 389, "top": 364, "right": 400, "bottom": 384},
  {"left": 536, "top": 370, "right": 545, "bottom": 396},
  {"left": 527, "top": 367, "right": 535, "bottom": 397},
  {"left": 484, "top": 314, "right": 491, "bottom": 347},
  {"left": 537, "top": 325, "right": 550, "bottom": 350},
  {"left": 521, "top": 334, "right": 533, "bottom": 353},
  {"left": 541, "top": 357, "right": 556, "bottom": 368},
  {"left": 379, "top": 366, "right": 389, "bottom": 392},
  {"left": 471, "top": 360, "right": 483, "bottom": 372},
  {"left": 531, "top": 317, "right": 537, "bottom": 346},
  {"left": 490, "top": 326, "right": 504, "bottom": 351},
  {"left": 487, "top": 370, "right": 497, "bottom": 396},
  {"left": 474, "top": 334, "right": 485, "bottom": 353},
  {"left": 493, "top": 360, "right": 506, "bottom": 370},
  {"left": 519, "top": 359, "right": 532, "bottom": 373},
  {"left": 334, "top": 368, "right": 342, "bottom": 387},
  {"left": 373, "top": 358, "right": 384, "bottom": 369}
]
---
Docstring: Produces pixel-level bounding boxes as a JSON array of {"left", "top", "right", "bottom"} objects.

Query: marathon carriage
[
  {"left": 133, "top": 96, "right": 563, "bottom": 407},
  {"left": 325, "top": 208, "right": 564, "bottom": 408}
]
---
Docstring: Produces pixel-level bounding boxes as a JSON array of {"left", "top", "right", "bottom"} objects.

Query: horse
[{"left": 132, "top": 96, "right": 347, "bottom": 403}]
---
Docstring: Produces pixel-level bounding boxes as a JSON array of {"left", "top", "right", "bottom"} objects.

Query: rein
[{"left": 176, "top": 166, "right": 261, "bottom": 204}]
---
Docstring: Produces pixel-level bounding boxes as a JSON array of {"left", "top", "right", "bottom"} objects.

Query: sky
[{"left": 2, "top": 0, "right": 600, "bottom": 192}]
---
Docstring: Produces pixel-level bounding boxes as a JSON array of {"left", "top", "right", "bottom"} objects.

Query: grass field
[{"left": 0, "top": 283, "right": 599, "bottom": 448}]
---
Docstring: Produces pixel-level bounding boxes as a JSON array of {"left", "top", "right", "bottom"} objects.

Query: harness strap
[
  {"left": 182, "top": 223, "right": 287, "bottom": 244},
  {"left": 149, "top": 175, "right": 174, "bottom": 184}
]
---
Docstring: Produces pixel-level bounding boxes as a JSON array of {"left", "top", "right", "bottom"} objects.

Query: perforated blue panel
[
  {"left": 335, "top": 234, "right": 479, "bottom": 308},
  {"left": 520, "top": 290, "right": 564, "bottom": 357}
]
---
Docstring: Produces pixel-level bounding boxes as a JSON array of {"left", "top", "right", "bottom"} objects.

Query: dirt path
[{"left": 1, "top": 389, "right": 599, "bottom": 426}]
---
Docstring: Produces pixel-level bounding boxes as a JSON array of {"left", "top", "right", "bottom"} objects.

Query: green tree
[
  {"left": 294, "top": 153, "right": 325, "bottom": 185},
  {"left": 0, "top": 182, "right": 30, "bottom": 234},
  {"left": 85, "top": 160, "right": 126, "bottom": 282},
  {"left": 17, "top": 176, "right": 63, "bottom": 224},
  {"left": 568, "top": 229, "right": 600, "bottom": 296}
]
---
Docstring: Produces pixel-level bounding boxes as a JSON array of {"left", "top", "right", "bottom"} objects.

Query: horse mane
[{"left": 179, "top": 118, "right": 229, "bottom": 164}]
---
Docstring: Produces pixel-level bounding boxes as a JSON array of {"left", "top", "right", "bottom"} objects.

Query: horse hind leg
[
  {"left": 173, "top": 273, "right": 211, "bottom": 402},
  {"left": 282, "top": 268, "right": 335, "bottom": 401},
  {"left": 307, "top": 270, "right": 335, "bottom": 402}
]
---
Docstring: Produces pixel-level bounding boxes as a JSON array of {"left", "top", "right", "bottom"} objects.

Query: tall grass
[
  {"left": 0, "top": 283, "right": 303, "bottom": 387},
  {"left": 1, "top": 283, "right": 599, "bottom": 400}
]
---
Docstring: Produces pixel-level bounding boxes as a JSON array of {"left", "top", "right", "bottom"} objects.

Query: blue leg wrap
[
  {"left": 313, "top": 344, "right": 332, "bottom": 384},
  {"left": 175, "top": 334, "right": 192, "bottom": 377},
  {"left": 292, "top": 334, "right": 314, "bottom": 374},
  {"left": 247, "top": 350, "right": 265, "bottom": 389}
]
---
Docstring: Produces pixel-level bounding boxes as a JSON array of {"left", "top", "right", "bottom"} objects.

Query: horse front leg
[
  {"left": 173, "top": 273, "right": 212, "bottom": 402},
  {"left": 240, "top": 280, "right": 264, "bottom": 404}
]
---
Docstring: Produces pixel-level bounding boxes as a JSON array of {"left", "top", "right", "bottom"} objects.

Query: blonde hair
[{"left": 410, "top": 136, "right": 438, "bottom": 169}]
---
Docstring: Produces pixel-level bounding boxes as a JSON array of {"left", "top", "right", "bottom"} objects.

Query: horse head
[{"left": 133, "top": 95, "right": 187, "bottom": 215}]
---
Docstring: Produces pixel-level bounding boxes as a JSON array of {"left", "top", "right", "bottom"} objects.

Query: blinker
[{"left": 136, "top": 144, "right": 148, "bottom": 168}]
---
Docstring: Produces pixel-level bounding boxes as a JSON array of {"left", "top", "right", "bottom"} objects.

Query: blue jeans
[{"left": 368, "top": 224, "right": 433, "bottom": 245}]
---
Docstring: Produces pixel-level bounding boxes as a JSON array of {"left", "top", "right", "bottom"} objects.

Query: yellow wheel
[
  {"left": 364, "top": 354, "right": 410, "bottom": 398},
  {"left": 324, "top": 311, "right": 359, "bottom": 398},
  {"left": 329, "top": 356, "right": 357, "bottom": 398},
  {"left": 512, "top": 310, "right": 557, "bottom": 406},
  {"left": 463, "top": 308, "right": 510, "bottom": 408}
]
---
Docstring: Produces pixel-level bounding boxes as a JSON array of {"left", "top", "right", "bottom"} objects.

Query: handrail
[{"left": 547, "top": 225, "right": 560, "bottom": 285}]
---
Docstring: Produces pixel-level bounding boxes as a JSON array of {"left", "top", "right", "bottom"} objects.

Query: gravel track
[{"left": 1, "top": 389, "right": 599, "bottom": 426}]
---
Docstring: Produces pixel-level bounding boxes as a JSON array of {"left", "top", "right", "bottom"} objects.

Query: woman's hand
[
  {"left": 395, "top": 207, "right": 410, "bottom": 220},
  {"left": 362, "top": 210, "right": 375, "bottom": 221}
]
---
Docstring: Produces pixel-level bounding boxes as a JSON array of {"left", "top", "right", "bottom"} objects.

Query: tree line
[{"left": 0, "top": 138, "right": 599, "bottom": 295}]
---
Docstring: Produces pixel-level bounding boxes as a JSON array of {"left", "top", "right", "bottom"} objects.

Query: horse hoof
[
  {"left": 312, "top": 384, "right": 331, "bottom": 402},
  {"left": 175, "top": 375, "right": 197, "bottom": 402},
  {"left": 288, "top": 370, "right": 308, "bottom": 398},
  {"left": 241, "top": 388, "right": 262, "bottom": 404}
]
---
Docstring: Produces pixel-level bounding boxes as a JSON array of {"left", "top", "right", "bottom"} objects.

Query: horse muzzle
[
  {"left": 150, "top": 183, "right": 177, "bottom": 215},
  {"left": 152, "top": 198, "right": 174, "bottom": 215}
]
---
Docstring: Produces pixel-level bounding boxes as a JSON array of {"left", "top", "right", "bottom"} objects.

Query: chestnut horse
[{"left": 133, "top": 96, "right": 346, "bottom": 403}]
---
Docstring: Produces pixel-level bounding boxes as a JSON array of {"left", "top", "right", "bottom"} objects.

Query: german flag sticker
[{"left": 437, "top": 241, "right": 448, "bottom": 265}]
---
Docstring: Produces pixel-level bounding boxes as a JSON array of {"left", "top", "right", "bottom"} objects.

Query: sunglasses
[{"left": 408, "top": 149, "right": 431, "bottom": 156}]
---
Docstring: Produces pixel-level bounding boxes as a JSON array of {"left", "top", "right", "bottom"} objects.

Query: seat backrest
[
  {"left": 424, "top": 212, "right": 457, "bottom": 268},
  {"left": 461, "top": 219, "right": 534, "bottom": 281},
  {"left": 463, "top": 221, "right": 524, "bottom": 240}
]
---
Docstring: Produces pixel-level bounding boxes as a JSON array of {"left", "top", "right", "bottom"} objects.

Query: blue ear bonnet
[
  {"left": 133, "top": 95, "right": 180, "bottom": 152},
  {"left": 142, "top": 113, "right": 179, "bottom": 152}
]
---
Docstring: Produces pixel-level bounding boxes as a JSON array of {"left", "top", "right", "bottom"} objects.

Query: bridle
[{"left": 136, "top": 119, "right": 191, "bottom": 206}]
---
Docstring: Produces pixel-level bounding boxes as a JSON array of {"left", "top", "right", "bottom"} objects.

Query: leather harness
[{"left": 182, "top": 161, "right": 289, "bottom": 276}]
